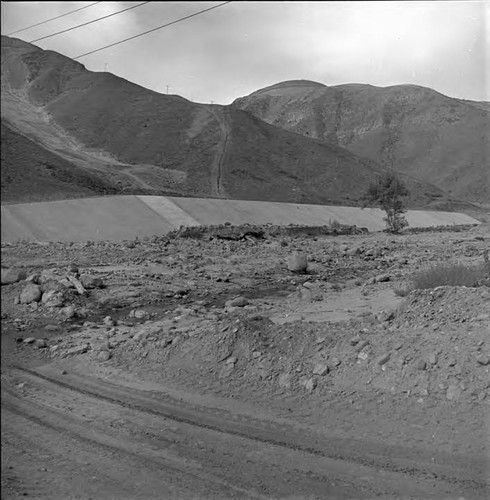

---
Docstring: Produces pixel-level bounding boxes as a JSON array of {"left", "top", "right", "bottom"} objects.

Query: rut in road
[
  {"left": 7, "top": 364, "right": 489, "bottom": 499},
  {"left": 2, "top": 370, "right": 373, "bottom": 499},
  {"left": 1, "top": 391, "right": 267, "bottom": 500}
]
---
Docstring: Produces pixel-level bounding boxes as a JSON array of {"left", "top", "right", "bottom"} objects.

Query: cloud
[{"left": 1, "top": 1, "right": 488, "bottom": 103}]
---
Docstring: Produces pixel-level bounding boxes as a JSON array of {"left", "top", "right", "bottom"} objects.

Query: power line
[
  {"left": 30, "top": 2, "right": 151, "bottom": 43},
  {"left": 5, "top": 2, "right": 102, "bottom": 36},
  {"left": 73, "top": 1, "right": 233, "bottom": 60}
]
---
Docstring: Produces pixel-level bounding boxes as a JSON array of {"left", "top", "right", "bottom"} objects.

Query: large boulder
[
  {"left": 20, "top": 284, "right": 42, "bottom": 304},
  {"left": 287, "top": 252, "right": 308, "bottom": 273},
  {"left": 1, "top": 268, "right": 27, "bottom": 285}
]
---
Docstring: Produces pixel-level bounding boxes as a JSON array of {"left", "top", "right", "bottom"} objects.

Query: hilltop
[{"left": 233, "top": 80, "right": 490, "bottom": 203}]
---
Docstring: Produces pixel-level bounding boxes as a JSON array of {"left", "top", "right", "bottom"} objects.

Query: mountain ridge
[
  {"left": 232, "top": 79, "right": 489, "bottom": 203},
  {"left": 1, "top": 36, "right": 478, "bottom": 212}
]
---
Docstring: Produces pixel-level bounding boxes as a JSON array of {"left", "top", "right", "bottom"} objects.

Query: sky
[{"left": 1, "top": 1, "right": 488, "bottom": 104}]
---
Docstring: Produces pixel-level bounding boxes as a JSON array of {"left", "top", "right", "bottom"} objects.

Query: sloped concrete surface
[{"left": 1, "top": 195, "right": 481, "bottom": 243}]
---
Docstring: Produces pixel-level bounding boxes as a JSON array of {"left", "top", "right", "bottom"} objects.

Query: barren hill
[
  {"left": 2, "top": 36, "right": 464, "bottom": 209},
  {"left": 233, "top": 80, "right": 490, "bottom": 203}
]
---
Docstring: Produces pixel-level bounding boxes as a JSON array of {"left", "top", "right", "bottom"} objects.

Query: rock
[
  {"left": 475, "top": 354, "right": 490, "bottom": 366},
  {"left": 64, "top": 345, "right": 89, "bottom": 356},
  {"left": 68, "top": 263, "right": 79, "bottom": 274},
  {"left": 376, "top": 353, "right": 391, "bottom": 366},
  {"left": 132, "top": 309, "right": 149, "bottom": 320},
  {"left": 312, "top": 363, "right": 329, "bottom": 376},
  {"left": 26, "top": 273, "right": 40, "bottom": 284},
  {"left": 23, "top": 337, "right": 35, "bottom": 344},
  {"left": 278, "top": 373, "right": 292, "bottom": 389},
  {"left": 287, "top": 252, "right": 308, "bottom": 273},
  {"left": 301, "top": 284, "right": 323, "bottom": 302},
  {"left": 304, "top": 378, "right": 317, "bottom": 392},
  {"left": 446, "top": 385, "right": 462, "bottom": 401},
  {"left": 427, "top": 353, "right": 438, "bottom": 366},
  {"left": 132, "top": 331, "right": 147, "bottom": 342},
  {"left": 226, "top": 356, "right": 237, "bottom": 365},
  {"left": 357, "top": 351, "right": 369, "bottom": 361},
  {"left": 58, "top": 278, "right": 75, "bottom": 289},
  {"left": 97, "top": 351, "right": 111, "bottom": 362},
  {"left": 331, "top": 357, "right": 341, "bottom": 367},
  {"left": 416, "top": 359, "right": 427, "bottom": 371},
  {"left": 355, "top": 340, "right": 369, "bottom": 352},
  {"left": 227, "top": 296, "right": 249, "bottom": 308},
  {"left": 34, "top": 339, "right": 48, "bottom": 348},
  {"left": 60, "top": 306, "right": 76, "bottom": 318},
  {"left": 80, "top": 274, "right": 104, "bottom": 289},
  {"left": 67, "top": 276, "right": 87, "bottom": 295},
  {"left": 378, "top": 311, "right": 395, "bottom": 323},
  {"left": 1, "top": 268, "right": 27, "bottom": 285},
  {"left": 218, "top": 363, "right": 235, "bottom": 379},
  {"left": 20, "top": 284, "right": 42, "bottom": 304},
  {"left": 41, "top": 280, "right": 66, "bottom": 294},
  {"left": 375, "top": 274, "right": 391, "bottom": 283},
  {"left": 103, "top": 316, "right": 116, "bottom": 326},
  {"left": 42, "top": 290, "right": 65, "bottom": 308}
]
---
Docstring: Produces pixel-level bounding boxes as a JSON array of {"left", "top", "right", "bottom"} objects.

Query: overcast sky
[{"left": 1, "top": 1, "right": 488, "bottom": 104}]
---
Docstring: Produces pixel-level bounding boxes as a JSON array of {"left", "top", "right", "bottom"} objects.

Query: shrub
[
  {"left": 362, "top": 172, "right": 409, "bottom": 234},
  {"left": 411, "top": 263, "right": 485, "bottom": 290}
]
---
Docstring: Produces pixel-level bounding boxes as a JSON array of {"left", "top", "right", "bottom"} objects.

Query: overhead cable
[
  {"left": 73, "top": 1, "right": 233, "bottom": 59},
  {"left": 6, "top": 2, "right": 102, "bottom": 36},
  {"left": 30, "top": 1, "right": 151, "bottom": 43}
]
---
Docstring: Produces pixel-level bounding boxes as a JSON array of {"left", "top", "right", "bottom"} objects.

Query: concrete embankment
[{"left": 1, "top": 195, "right": 481, "bottom": 243}]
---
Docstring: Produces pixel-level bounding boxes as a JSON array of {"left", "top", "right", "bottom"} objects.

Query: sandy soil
[{"left": 1, "top": 225, "right": 489, "bottom": 499}]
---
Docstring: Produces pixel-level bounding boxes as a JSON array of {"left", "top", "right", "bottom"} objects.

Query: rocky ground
[{"left": 1, "top": 223, "right": 489, "bottom": 499}]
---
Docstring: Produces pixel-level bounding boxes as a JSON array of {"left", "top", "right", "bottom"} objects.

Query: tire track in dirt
[
  {"left": 209, "top": 105, "right": 229, "bottom": 198},
  {"left": 8, "top": 365, "right": 489, "bottom": 499},
  {"left": 1, "top": 388, "right": 268, "bottom": 500},
  {"left": 2, "top": 371, "right": 367, "bottom": 499}
]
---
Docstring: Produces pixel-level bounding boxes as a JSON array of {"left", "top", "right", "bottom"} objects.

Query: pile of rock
[{"left": 3, "top": 265, "right": 105, "bottom": 318}]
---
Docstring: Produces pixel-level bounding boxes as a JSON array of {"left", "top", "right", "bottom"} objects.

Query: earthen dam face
[{"left": 1, "top": 195, "right": 481, "bottom": 243}]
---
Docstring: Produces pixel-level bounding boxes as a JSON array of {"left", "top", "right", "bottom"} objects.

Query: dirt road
[{"left": 2, "top": 360, "right": 487, "bottom": 499}]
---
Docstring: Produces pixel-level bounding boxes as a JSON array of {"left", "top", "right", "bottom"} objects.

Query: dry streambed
[{"left": 1, "top": 227, "right": 490, "bottom": 498}]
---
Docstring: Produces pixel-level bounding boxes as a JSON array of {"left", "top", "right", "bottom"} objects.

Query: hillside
[
  {"left": 233, "top": 80, "right": 490, "bottom": 203},
  {"left": 1, "top": 120, "right": 121, "bottom": 203},
  {"left": 1, "top": 36, "right": 463, "bottom": 209}
]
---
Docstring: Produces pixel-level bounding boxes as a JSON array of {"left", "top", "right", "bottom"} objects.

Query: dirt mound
[
  {"left": 106, "top": 285, "right": 489, "bottom": 406},
  {"left": 233, "top": 80, "right": 490, "bottom": 203}
]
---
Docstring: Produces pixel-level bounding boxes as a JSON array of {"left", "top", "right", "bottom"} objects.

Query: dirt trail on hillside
[
  {"left": 209, "top": 105, "right": 230, "bottom": 197},
  {"left": 2, "top": 87, "right": 189, "bottom": 196}
]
